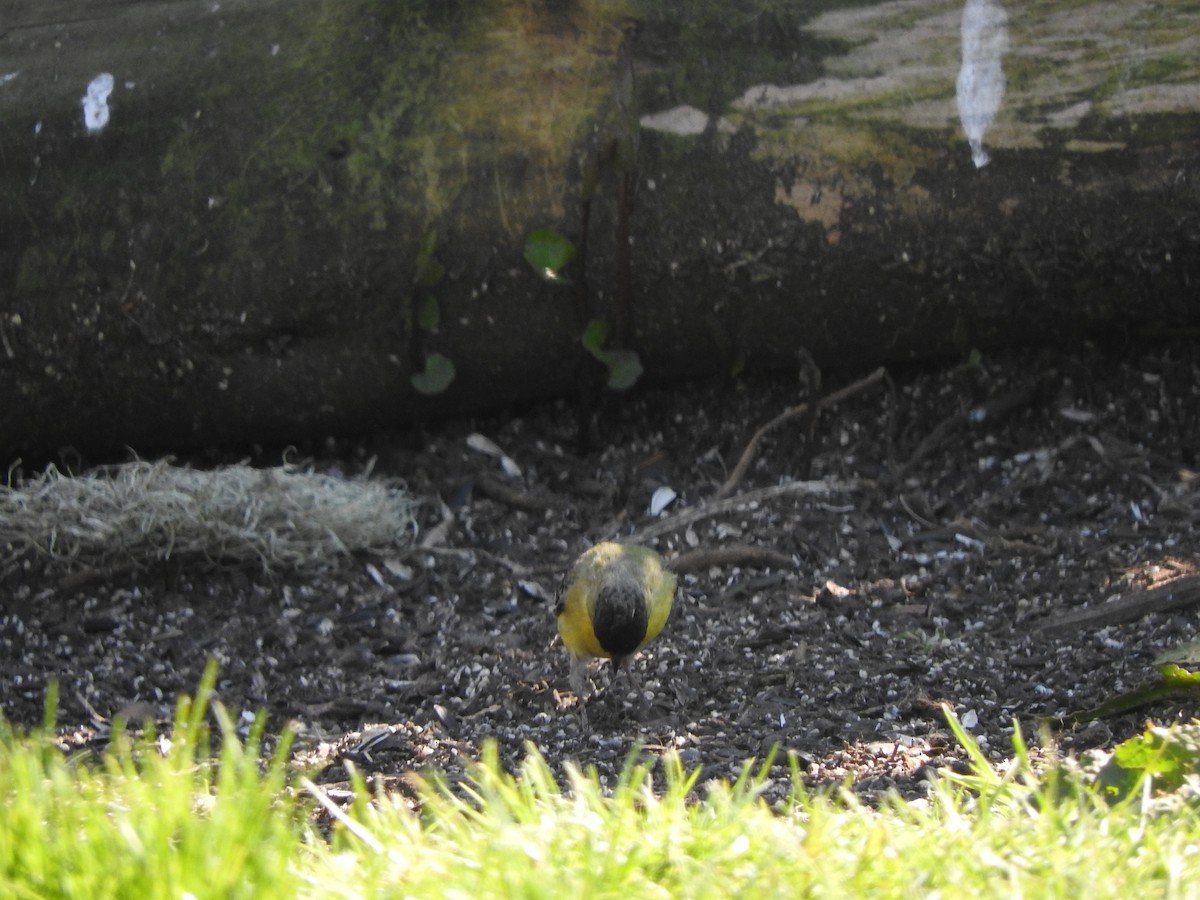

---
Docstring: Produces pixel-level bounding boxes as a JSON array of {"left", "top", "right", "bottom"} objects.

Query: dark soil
[{"left": 4, "top": 338, "right": 1199, "bottom": 802}]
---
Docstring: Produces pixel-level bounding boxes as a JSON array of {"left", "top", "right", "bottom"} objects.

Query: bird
[{"left": 554, "top": 542, "right": 676, "bottom": 714}]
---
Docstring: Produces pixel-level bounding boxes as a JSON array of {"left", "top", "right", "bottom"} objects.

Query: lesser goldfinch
[{"left": 555, "top": 542, "right": 676, "bottom": 702}]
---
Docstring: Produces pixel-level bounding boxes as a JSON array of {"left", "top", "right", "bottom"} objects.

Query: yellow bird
[{"left": 555, "top": 542, "right": 676, "bottom": 702}]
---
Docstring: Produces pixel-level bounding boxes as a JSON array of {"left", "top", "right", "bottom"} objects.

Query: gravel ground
[{"left": 3, "top": 338, "right": 1198, "bottom": 801}]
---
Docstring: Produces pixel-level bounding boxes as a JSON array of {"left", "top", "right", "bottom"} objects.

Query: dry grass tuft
[{"left": 0, "top": 459, "right": 414, "bottom": 575}]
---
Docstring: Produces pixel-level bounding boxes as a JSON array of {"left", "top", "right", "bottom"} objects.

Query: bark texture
[{"left": 1, "top": 0, "right": 1198, "bottom": 461}]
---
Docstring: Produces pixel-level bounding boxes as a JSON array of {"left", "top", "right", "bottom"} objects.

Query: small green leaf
[
  {"left": 411, "top": 352, "right": 455, "bottom": 395},
  {"left": 605, "top": 351, "right": 643, "bottom": 391},
  {"left": 579, "top": 318, "right": 642, "bottom": 390},
  {"left": 1099, "top": 721, "right": 1200, "bottom": 801},
  {"left": 416, "top": 291, "right": 440, "bottom": 333},
  {"left": 581, "top": 317, "right": 610, "bottom": 354},
  {"left": 524, "top": 228, "right": 575, "bottom": 280},
  {"left": 599, "top": 348, "right": 643, "bottom": 391}
]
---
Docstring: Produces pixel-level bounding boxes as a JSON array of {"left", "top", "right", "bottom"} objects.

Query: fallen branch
[
  {"left": 716, "top": 366, "right": 886, "bottom": 500},
  {"left": 1039, "top": 574, "right": 1200, "bottom": 637}
]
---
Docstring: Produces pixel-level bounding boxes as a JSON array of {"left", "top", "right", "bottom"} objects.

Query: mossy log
[{"left": 1, "top": 0, "right": 1198, "bottom": 462}]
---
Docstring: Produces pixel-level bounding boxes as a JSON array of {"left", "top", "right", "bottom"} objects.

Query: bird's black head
[{"left": 592, "top": 580, "right": 648, "bottom": 657}]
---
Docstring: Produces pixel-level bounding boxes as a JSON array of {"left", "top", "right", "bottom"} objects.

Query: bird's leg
[
  {"left": 610, "top": 655, "right": 652, "bottom": 722},
  {"left": 626, "top": 664, "right": 643, "bottom": 708},
  {"left": 569, "top": 656, "right": 592, "bottom": 731},
  {"left": 569, "top": 656, "right": 589, "bottom": 698},
  {"left": 607, "top": 655, "right": 637, "bottom": 714}
]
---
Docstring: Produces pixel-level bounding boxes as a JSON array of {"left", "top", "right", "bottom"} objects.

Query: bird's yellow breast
[{"left": 556, "top": 542, "right": 675, "bottom": 662}]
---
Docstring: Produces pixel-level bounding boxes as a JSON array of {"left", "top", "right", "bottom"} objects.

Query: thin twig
[
  {"left": 895, "top": 411, "right": 967, "bottom": 478},
  {"left": 897, "top": 382, "right": 1038, "bottom": 479},
  {"left": 716, "top": 366, "right": 886, "bottom": 500},
  {"left": 476, "top": 474, "right": 568, "bottom": 512},
  {"left": 632, "top": 477, "right": 865, "bottom": 542},
  {"left": 415, "top": 544, "right": 533, "bottom": 577}
]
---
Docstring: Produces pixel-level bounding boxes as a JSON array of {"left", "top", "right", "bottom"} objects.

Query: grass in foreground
[{"left": 2, "top": 669, "right": 1200, "bottom": 899}]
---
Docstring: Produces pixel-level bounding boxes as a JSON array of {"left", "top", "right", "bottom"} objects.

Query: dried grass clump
[{"left": 0, "top": 459, "right": 415, "bottom": 575}]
